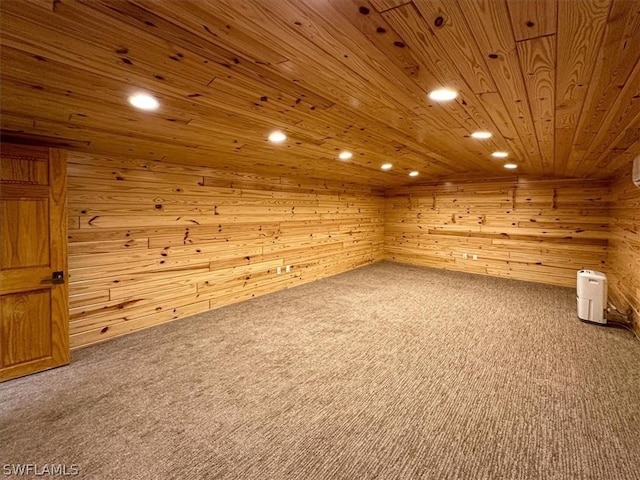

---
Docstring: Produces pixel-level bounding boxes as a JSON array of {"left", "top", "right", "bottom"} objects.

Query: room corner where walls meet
[
  {"left": 61, "top": 147, "right": 640, "bottom": 345},
  {"left": 66, "top": 151, "right": 385, "bottom": 348}
]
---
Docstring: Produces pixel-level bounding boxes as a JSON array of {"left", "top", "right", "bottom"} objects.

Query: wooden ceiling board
[
  {"left": 381, "top": 3, "right": 533, "bottom": 168},
  {"left": 458, "top": 0, "right": 544, "bottom": 172},
  {"left": 567, "top": 0, "right": 640, "bottom": 175},
  {"left": 603, "top": 132, "right": 640, "bottom": 176},
  {"left": 109, "top": 0, "right": 500, "bottom": 175},
  {"left": 1, "top": 0, "right": 639, "bottom": 187},
  {"left": 328, "top": 0, "right": 512, "bottom": 168},
  {"left": 378, "top": 5, "right": 528, "bottom": 165},
  {"left": 516, "top": 35, "right": 556, "bottom": 173},
  {"left": 170, "top": 0, "right": 491, "bottom": 166},
  {"left": 369, "top": 1, "right": 412, "bottom": 12},
  {"left": 506, "top": 0, "right": 557, "bottom": 42},
  {"left": 555, "top": 0, "right": 611, "bottom": 176},
  {"left": 413, "top": 0, "right": 497, "bottom": 95}
]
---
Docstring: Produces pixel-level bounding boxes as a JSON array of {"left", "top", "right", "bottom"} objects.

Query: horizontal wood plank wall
[
  {"left": 607, "top": 171, "right": 640, "bottom": 333},
  {"left": 67, "top": 153, "right": 384, "bottom": 348},
  {"left": 385, "top": 178, "right": 611, "bottom": 287}
]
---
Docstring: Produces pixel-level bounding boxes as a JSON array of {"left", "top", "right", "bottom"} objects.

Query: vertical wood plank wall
[
  {"left": 384, "top": 178, "right": 611, "bottom": 287},
  {"left": 608, "top": 172, "right": 640, "bottom": 332},
  {"left": 67, "top": 153, "right": 384, "bottom": 348}
]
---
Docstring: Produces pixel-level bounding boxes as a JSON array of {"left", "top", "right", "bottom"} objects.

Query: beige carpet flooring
[{"left": 2, "top": 262, "right": 640, "bottom": 479}]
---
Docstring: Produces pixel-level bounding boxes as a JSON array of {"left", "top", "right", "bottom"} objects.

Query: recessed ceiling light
[
  {"left": 409, "top": 171, "right": 419, "bottom": 177},
  {"left": 428, "top": 88, "right": 458, "bottom": 101},
  {"left": 504, "top": 163, "right": 518, "bottom": 169},
  {"left": 471, "top": 131, "right": 492, "bottom": 139},
  {"left": 338, "top": 151, "right": 353, "bottom": 160},
  {"left": 268, "top": 131, "right": 287, "bottom": 143},
  {"left": 381, "top": 163, "right": 393, "bottom": 171},
  {"left": 492, "top": 151, "right": 509, "bottom": 158},
  {"left": 128, "top": 93, "right": 159, "bottom": 111}
]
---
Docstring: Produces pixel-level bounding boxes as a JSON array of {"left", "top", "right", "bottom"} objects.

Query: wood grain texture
[
  {"left": 517, "top": 35, "right": 556, "bottom": 172},
  {"left": 369, "top": 0, "right": 411, "bottom": 12},
  {"left": 67, "top": 152, "right": 384, "bottom": 348},
  {"left": 0, "top": 144, "right": 69, "bottom": 381},
  {"left": 507, "top": 0, "right": 557, "bottom": 41},
  {"left": 48, "top": 147, "right": 71, "bottom": 367},
  {"left": 568, "top": 1, "right": 640, "bottom": 172},
  {"left": 607, "top": 170, "right": 640, "bottom": 334},
  {"left": 411, "top": 0, "right": 496, "bottom": 95},
  {"left": 0, "top": 0, "right": 637, "bottom": 186},
  {"left": 555, "top": 0, "right": 611, "bottom": 176},
  {"left": 0, "top": 156, "right": 48, "bottom": 184},
  {"left": 0, "top": 199, "right": 49, "bottom": 268},
  {"left": 0, "top": 291, "right": 51, "bottom": 367},
  {"left": 457, "top": 0, "right": 543, "bottom": 172},
  {"left": 385, "top": 177, "right": 611, "bottom": 287}
]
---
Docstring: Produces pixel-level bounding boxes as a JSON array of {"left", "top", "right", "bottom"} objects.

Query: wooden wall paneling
[
  {"left": 384, "top": 177, "right": 611, "bottom": 287},
  {"left": 67, "top": 240, "right": 268, "bottom": 271},
  {"left": 607, "top": 171, "right": 640, "bottom": 334},
  {"left": 197, "top": 241, "right": 378, "bottom": 311},
  {"left": 67, "top": 238, "right": 150, "bottom": 256},
  {"left": 555, "top": 0, "right": 611, "bottom": 176},
  {"left": 69, "top": 290, "right": 110, "bottom": 310},
  {"left": 70, "top": 300, "right": 211, "bottom": 348},
  {"left": 69, "top": 264, "right": 211, "bottom": 300},
  {"left": 67, "top": 152, "right": 384, "bottom": 348},
  {"left": 70, "top": 284, "right": 201, "bottom": 332}
]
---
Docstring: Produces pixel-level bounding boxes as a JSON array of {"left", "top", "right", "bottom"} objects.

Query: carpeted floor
[{"left": 2, "top": 262, "right": 639, "bottom": 479}]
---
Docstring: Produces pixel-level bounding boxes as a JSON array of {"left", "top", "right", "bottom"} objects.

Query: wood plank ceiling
[{"left": 1, "top": 0, "right": 639, "bottom": 187}]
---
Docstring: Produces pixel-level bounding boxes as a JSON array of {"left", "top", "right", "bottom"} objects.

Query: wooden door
[{"left": 0, "top": 144, "right": 69, "bottom": 382}]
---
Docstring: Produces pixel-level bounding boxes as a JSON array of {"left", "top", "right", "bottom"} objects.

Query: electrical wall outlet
[
  {"left": 285, "top": 265, "right": 291, "bottom": 273},
  {"left": 472, "top": 254, "right": 478, "bottom": 261},
  {"left": 462, "top": 253, "right": 468, "bottom": 260},
  {"left": 276, "top": 266, "right": 282, "bottom": 275}
]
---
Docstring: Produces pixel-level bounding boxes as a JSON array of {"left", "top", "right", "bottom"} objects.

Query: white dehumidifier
[{"left": 577, "top": 270, "right": 607, "bottom": 324}]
